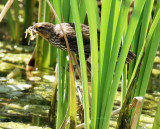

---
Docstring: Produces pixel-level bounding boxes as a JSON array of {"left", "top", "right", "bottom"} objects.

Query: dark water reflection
[{"left": 0, "top": 69, "right": 54, "bottom": 128}]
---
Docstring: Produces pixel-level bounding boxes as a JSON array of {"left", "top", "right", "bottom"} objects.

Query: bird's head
[{"left": 33, "top": 22, "right": 55, "bottom": 40}]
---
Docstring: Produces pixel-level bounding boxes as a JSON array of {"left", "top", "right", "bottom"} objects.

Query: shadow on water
[
  {"left": 0, "top": 75, "right": 54, "bottom": 128},
  {"left": 0, "top": 73, "right": 54, "bottom": 128},
  {"left": 0, "top": 41, "right": 55, "bottom": 128}
]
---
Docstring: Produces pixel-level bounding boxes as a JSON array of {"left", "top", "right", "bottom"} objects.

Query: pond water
[{"left": 0, "top": 41, "right": 159, "bottom": 129}]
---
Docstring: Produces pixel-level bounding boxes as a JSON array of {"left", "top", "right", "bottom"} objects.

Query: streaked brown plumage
[{"left": 33, "top": 22, "right": 136, "bottom": 63}]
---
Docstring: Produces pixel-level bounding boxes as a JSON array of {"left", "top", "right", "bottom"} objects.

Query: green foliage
[
  {"left": 35, "top": 0, "right": 45, "bottom": 68},
  {"left": 3, "top": 0, "right": 159, "bottom": 128},
  {"left": 70, "top": 0, "right": 90, "bottom": 128},
  {"left": 2, "top": 0, "right": 16, "bottom": 41},
  {"left": 22, "top": 0, "right": 35, "bottom": 43},
  {"left": 51, "top": 0, "right": 160, "bottom": 128}
]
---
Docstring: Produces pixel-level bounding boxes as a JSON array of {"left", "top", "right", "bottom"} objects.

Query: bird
[{"left": 31, "top": 22, "right": 136, "bottom": 64}]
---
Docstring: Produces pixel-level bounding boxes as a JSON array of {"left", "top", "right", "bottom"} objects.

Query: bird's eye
[{"left": 38, "top": 26, "right": 43, "bottom": 30}]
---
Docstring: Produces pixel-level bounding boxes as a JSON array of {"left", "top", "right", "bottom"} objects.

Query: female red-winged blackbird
[{"left": 32, "top": 22, "right": 136, "bottom": 63}]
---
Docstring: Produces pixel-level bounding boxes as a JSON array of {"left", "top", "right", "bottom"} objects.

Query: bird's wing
[
  {"left": 54, "top": 23, "right": 78, "bottom": 52},
  {"left": 55, "top": 23, "right": 91, "bottom": 58}
]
